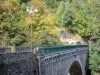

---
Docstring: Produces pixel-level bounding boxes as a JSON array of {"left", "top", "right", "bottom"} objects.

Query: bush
[{"left": 89, "top": 42, "right": 100, "bottom": 75}]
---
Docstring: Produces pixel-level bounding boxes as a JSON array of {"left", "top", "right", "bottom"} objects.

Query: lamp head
[{"left": 34, "top": 6, "right": 38, "bottom": 12}]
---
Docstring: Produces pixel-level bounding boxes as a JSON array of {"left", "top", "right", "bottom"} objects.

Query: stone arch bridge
[
  {"left": 0, "top": 45, "right": 88, "bottom": 75},
  {"left": 38, "top": 45, "right": 88, "bottom": 75}
]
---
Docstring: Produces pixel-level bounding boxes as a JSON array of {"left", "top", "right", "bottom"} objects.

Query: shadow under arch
[{"left": 68, "top": 61, "right": 83, "bottom": 75}]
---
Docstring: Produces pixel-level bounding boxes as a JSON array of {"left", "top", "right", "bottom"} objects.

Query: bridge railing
[
  {"left": 0, "top": 45, "right": 57, "bottom": 53},
  {"left": 15, "top": 45, "right": 58, "bottom": 53},
  {"left": 0, "top": 45, "right": 88, "bottom": 54},
  {"left": 38, "top": 45, "right": 88, "bottom": 55},
  {"left": 0, "top": 47, "right": 11, "bottom": 54}
]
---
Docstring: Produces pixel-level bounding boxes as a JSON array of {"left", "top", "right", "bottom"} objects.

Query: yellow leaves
[
  {"left": 25, "top": 0, "right": 58, "bottom": 40},
  {"left": 40, "top": 13, "right": 54, "bottom": 26},
  {"left": 32, "top": 0, "right": 40, "bottom": 4},
  {"left": 39, "top": 13, "right": 57, "bottom": 36},
  {"left": 2, "top": 0, "right": 19, "bottom": 12},
  {"left": 25, "top": 17, "right": 33, "bottom": 25},
  {"left": 34, "top": 25, "right": 57, "bottom": 39},
  {"left": 31, "top": 0, "right": 43, "bottom": 5},
  {"left": 45, "top": 13, "right": 54, "bottom": 25},
  {"left": 39, "top": 12, "right": 57, "bottom": 36},
  {"left": 42, "top": 25, "right": 57, "bottom": 36},
  {"left": 49, "top": 27, "right": 57, "bottom": 36},
  {"left": 29, "top": 0, "right": 46, "bottom": 15}
]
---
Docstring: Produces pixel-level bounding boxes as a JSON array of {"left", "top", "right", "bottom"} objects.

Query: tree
[
  {"left": 54, "top": 1, "right": 65, "bottom": 26},
  {"left": 89, "top": 42, "right": 100, "bottom": 75},
  {"left": 36, "top": 31, "right": 61, "bottom": 45},
  {"left": 0, "top": 0, "right": 27, "bottom": 46},
  {"left": 61, "top": 1, "right": 74, "bottom": 27},
  {"left": 43, "top": 0, "right": 60, "bottom": 9}
]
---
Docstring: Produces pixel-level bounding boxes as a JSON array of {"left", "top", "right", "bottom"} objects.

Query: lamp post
[
  {"left": 26, "top": 6, "right": 38, "bottom": 51},
  {"left": 88, "top": 32, "right": 92, "bottom": 37},
  {"left": 87, "top": 32, "right": 93, "bottom": 75},
  {"left": 88, "top": 32, "right": 93, "bottom": 44}
]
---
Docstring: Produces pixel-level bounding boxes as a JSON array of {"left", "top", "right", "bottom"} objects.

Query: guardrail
[
  {"left": 0, "top": 45, "right": 88, "bottom": 54},
  {"left": 0, "top": 45, "right": 57, "bottom": 53},
  {"left": 38, "top": 45, "right": 88, "bottom": 55}
]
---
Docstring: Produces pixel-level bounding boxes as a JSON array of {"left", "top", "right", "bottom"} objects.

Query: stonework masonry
[
  {"left": 0, "top": 52, "right": 38, "bottom": 75},
  {"left": 39, "top": 48, "right": 88, "bottom": 75},
  {"left": 0, "top": 47, "right": 88, "bottom": 75}
]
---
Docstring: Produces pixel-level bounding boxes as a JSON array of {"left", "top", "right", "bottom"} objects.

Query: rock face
[{"left": 0, "top": 52, "right": 38, "bottom": 75}]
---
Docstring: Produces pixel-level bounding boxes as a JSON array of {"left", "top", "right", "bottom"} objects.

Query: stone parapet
[{"left": 0, "top": 52, "right": 38, "bottom": 75}]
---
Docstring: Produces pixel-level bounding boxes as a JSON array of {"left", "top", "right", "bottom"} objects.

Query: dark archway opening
[{"left": 68, "top": 61, "right": 83, "bottom": 75}]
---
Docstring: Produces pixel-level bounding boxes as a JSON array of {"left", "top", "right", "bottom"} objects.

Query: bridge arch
[{"left": 67, "top": 61, "right": 83, "bottom": 75}]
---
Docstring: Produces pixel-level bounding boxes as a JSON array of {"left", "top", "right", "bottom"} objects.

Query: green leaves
[
  {"left": 0, "top": 0, "right": 27, "bottom": 46},
  {"left": 54, "top": 0, "right": 100, "bottom": 38},
  {"left": 89, "top": 43, "right": 100, "bottom": 75},
  {"left": 54, "top": 1, "right": 65, "bottom": 26},
  {"left": 0, "top": 0, "right": 100, "bottom": 46},
  {"left": 36, "top": 31, "right": 61, "bottom": 45}
]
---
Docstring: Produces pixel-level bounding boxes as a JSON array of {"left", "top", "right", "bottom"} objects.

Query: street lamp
[
  {"left": 26, "top": 6, "right": 41, "bottom": 75},
  {"left": 88, "top": 32, "right": 92, "bottom": 37},
  {"left": 88, "top": 32, "right": 93, "bottom": 44},
  {"left": 26, "top": 6, "right": 38, "bottom": 51}
]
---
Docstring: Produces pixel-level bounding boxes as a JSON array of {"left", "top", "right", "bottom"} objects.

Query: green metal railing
[
  {"left": 15, "top": 45, "right": 57, "bottom": 52},
  {"left": 0, "top": 45, "right": 88, "bottom": 54},
  {"left": 39, "top": 45, "right": 88, "bottom": 54}
]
